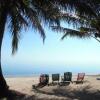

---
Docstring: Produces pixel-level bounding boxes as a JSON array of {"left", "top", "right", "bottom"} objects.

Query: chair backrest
[
  {"left": 64, "top": 72, "right": 72, "bottom": 81},
  {"left": 77, "top": 73, "right": 85, "bottom": 81},
  {"left": 52, "top": 74, "right": 60, "bottom": 82},
  {"left": 40, "top": 74, "right": 49, "bottom": 84}
]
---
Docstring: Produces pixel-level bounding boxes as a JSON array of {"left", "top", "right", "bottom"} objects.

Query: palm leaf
[{"left": 51, "top": 26, "right": 90, "bottom": 40}]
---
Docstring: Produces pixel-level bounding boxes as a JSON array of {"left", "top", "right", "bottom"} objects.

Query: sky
[{"left": 1, "top": 25, "right": 100, "bottom": 76}]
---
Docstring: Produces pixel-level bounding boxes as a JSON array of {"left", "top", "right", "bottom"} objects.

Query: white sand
[{"left": 5, "top": 75, "right": 100, "bottom": 100}]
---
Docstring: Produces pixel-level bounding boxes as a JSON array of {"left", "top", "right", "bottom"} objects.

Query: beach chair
[
  {"left": 52, "top": 74, "right": 60, "bottom": 85},
  {"left": 76, "top": 73, "right": 85, "bottom": 84},
  {"left": 32, "top": 74, "right": 49, "bottom": 89},
  {"left": 63, "top": 72, "right": 72, "bottom": 82},
  {"left": 39, "top": 74, "right": 49, "bottom": 85},
  {"left": 61, "top": 72, "right": 72, "bottom": 84}
]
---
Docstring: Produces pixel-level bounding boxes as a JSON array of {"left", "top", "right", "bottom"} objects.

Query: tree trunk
[
  {"left": 0, "top": 33, "right": 9, "bottom": 97},
  {"left": 0, "top": 11, "right": 9, "bottom": 97}
]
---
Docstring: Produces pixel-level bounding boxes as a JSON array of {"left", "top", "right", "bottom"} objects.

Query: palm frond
[
  {"left": 32, "top": 0, "right": 60, "bottom": 26},
  {"left": 55, "top": 0, "right": 98, "bottom": 18},
  {"left": 10, "top": 15, "right": 21, "bottom": 54},
  {"left": 51, "top": 26, "right": 90, "bottom": 40},
  {"left": 24, "top": 7, "right": 46, "bottom": 41}
]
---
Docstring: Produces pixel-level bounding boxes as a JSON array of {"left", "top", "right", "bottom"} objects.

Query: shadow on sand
[
  {"left": 0, "top": 90, "right": 35, "bottom": 100},
  {"left": 32, "top": 85, "right": 100, "bottom": 100},
  {"left": 0, "top": 84, "right": 100, "bottom": 100}
]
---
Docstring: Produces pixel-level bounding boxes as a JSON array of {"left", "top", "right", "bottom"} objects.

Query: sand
[{"left": 5, "top": 75, "right": 100, "bottom": 100}]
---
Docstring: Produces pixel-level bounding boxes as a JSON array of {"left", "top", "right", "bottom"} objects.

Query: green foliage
[
  {"left": 0, "top": 0, "right": 100, "bottom": 55},
  {"left": 50, "top": 0, "right": 100, "bottom": 42},
  {"left": 0, "top": 0, "right": 61, "bottom": 54}
]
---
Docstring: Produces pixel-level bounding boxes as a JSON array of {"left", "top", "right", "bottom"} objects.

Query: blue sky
[{"left": 1, "top": 26, "right": 100, "bottom": 75}]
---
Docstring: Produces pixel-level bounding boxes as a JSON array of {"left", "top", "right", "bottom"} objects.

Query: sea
[{"left": 2, "top": 65, "right": 100, "bottom": 77}]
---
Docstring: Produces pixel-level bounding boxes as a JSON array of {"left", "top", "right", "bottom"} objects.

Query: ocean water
[{"left": 2, "top": 64, "right": 100, "bottom": 77}]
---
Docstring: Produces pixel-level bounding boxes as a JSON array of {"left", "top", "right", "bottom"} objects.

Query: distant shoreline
[
  {"left": 4, "top": 74, "right": 39, "bottom": 78},
  {"left": 5, "top": 73, "right": 100, "bottom": 78}
]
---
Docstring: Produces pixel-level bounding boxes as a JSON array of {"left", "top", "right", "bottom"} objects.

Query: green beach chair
[
  {"left": 61, "top": 72, "right": 72, "bottom": 83},
  {"left": 52, "top": 74, "right": 60, "bottom": 85}
]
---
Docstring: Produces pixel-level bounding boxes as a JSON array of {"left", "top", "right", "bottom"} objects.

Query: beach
[{"left": 5, "top": 75, "right": 100, "bottom": 100}]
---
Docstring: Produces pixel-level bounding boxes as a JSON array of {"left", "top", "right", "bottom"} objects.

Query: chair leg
[
  {"left": 71, "top": 81, "right": 73, "bottom": 84},
  {"left": 47, "top": 83, "right": 49, "bottom": 86},
  {"left": 52, "top": 81, "right": 54, "bottom": 85}
]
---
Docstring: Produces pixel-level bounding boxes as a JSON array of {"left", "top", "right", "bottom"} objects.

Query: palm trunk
[
  {"left": 0, "top": 11, "right": 9, "bottom": 97},
  {"left": 0, "top": 33, "right": 9, "bottom": 97}
]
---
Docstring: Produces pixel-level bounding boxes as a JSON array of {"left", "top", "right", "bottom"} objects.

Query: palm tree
[{"left": 0, "top": 0, "right": 61, "bottom": 96}]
